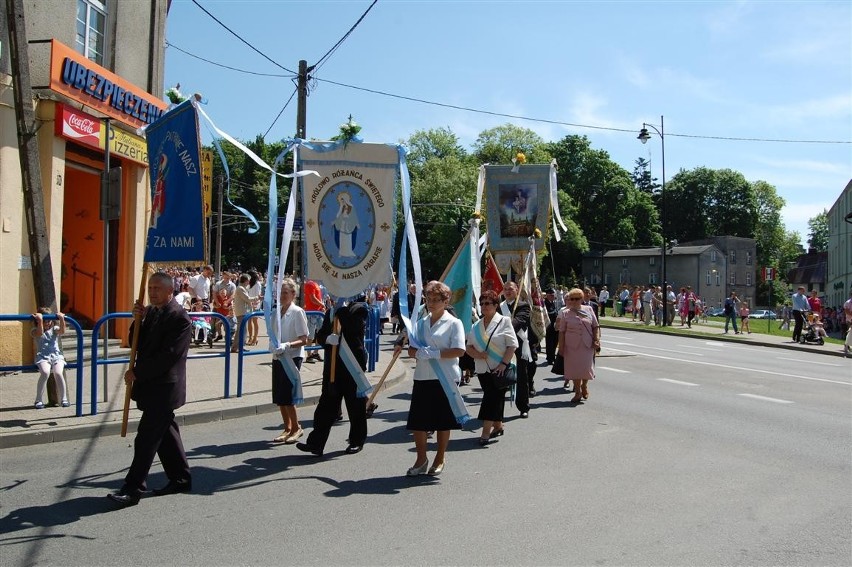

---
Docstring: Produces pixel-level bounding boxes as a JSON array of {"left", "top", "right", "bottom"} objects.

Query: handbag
[
  {"left": 483, "top": 316, "right": 517, "bottom": 390},
  {"left": 551, "top": 354, "right": 564, "bottom": 375}
]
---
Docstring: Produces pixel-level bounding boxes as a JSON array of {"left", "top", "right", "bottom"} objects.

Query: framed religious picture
[{"left": 484, "top": 164, "right": 551, "bottom": 255}]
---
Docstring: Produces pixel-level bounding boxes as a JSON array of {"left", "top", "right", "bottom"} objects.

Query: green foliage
[
  {"left": 663, "top": 167, "right": 757, "bottom": 242},
  {"left": 807, "top": 209, "right": 829, "bottom": 251},
  {"left": 471, "top": 124, "right": 551, "bottom": 165}
]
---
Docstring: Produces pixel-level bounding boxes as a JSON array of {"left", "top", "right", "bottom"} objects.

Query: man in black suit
[
  {"left": 108, "top": 272, "right": 192, "bottom": 506},
  {"left": 297, "top": 298, "right": 369, "bottom": 456},
  {"left": 500, "top": 282, "right": 533, "bottom": 418}
]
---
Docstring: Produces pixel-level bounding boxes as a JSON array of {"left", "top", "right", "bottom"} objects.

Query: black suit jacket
[
  {"left": 130, "top": 298, "right": 192, "bottom": 411},
  {"left": 316, "top": 302, "right": 368, "bottom": 384}
]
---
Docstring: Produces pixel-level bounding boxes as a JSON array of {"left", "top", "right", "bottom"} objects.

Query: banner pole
[
  {"left": 121, "top": 264, "right": 149, "bottom": 437},
  {"left": 365, "top": 350, "right": 400, "bottom": 410},
  {"left": 439, "top": 230, "right": 472, "bottom": 282}
]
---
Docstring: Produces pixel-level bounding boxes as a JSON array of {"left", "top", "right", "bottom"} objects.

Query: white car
[{"left": 749, "top": 309, "right": 777, "bottom": 319}]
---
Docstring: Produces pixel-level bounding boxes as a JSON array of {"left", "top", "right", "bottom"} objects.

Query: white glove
[
  {"left": 325, "top": 334, "right": 340, "bottom": 346},
  {"left": 416, "top": 346, "right": 439, "bottom": 360},
  {"left": 273, "top": 342, "right": 289, "bottom": 356}
]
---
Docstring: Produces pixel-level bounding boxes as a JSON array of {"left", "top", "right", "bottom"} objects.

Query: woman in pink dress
[{"left": 556, "top": 288, "right": 601, "bottom": 403}]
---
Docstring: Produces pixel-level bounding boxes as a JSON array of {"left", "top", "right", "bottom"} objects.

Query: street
[{"left": 1, "top": 331, "right": 850, "bottom": 566}]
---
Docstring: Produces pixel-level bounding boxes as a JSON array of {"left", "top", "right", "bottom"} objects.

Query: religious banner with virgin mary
[{"left": 299, "top": 141, "right": 398, "bottom": 299}]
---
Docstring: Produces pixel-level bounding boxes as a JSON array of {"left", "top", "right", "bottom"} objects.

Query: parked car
[
  {"left": 749, "top": 309, "right": 777, "bottom": 319},
  {"left": 705, "top": 307, "right": 725, "bottom": 317}
]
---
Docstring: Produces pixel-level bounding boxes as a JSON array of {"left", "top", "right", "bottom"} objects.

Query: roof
[{"left": 603, "top": 245, "right": 717, "bottom": 258}]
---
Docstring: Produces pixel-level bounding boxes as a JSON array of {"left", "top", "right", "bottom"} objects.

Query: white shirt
[
  {"left": 412, "top": 311, "right": 465, "bottom": 382},
  {"left": 278, "top": 304, "right": 309, "bottom": 359},
  {"left": 598, "top": 289, "right": 609, "bottom": 303},
  {"left": 189, "top": 274, "right": 210, "bottom": 300},
  {"left": 466, "top": 314, "right": 518, "bottom": 374}
]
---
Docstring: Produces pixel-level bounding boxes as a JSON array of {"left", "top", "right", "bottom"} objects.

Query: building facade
[
  {"left": 1, "top": 0, "right": 169, "bottom": 364},
  {"left": 825, "top": 180, "right": 852, "bottom": 309},
  {"left": 584, "top": 236, "right": 758, "bottom": 309}
]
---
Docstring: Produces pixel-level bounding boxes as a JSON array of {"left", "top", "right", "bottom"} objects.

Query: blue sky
[{"left": 164, "top": 0, "right": 851, "bottom": 245}]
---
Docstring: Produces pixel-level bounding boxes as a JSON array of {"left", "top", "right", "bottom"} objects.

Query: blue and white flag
[{"left": 144, "top": 100, "right": 205, "bottom": 262}]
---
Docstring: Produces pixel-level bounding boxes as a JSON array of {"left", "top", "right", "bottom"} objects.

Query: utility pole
[
  {"left": 7, "top": 0, "right": 56, "bottom": 310},
  {"left": 292, "top": 59, "right": 313, "bottom": 283}
]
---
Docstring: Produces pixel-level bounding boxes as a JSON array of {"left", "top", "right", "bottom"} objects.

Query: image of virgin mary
[{"left": 333, "top": 191, "right": 359, "bottom": 257}]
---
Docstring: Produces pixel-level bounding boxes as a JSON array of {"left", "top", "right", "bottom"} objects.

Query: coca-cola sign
[{"left": 55, "top": 103, "right": 101, "bottom": 149}]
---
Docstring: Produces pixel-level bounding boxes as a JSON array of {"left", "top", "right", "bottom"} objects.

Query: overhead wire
[
  {"left": 165, "top": 41, "right": 294, "bottom": 78},
  {"left": 312, "top": 0, "right": 378, "bottom": 74},
  {"left": 190, "top": 0, "right": 297, "bottom": 74},
  {"left": 263, "top": 87, "right": 298, "bottom": 139}
]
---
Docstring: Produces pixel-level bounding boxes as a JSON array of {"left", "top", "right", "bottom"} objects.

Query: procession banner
[
  {"left": 299, "top": 141, "right": 398, "bottom": 299},
  {"left": 482, "top": 164, "right": 558, "bottom": 275},
  {"left": 143, "top": 100, "right": 205, "bottom": 262}
]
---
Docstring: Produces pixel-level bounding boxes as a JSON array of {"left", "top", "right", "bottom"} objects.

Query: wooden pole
[
  {"left": 121, "top": 265, "right": 150, "bottom": 437},
  {"left": 365, "top": 350, "right": 400, "bottom": 409},
  {"left": 329, "top": 314, "right": 340, "bottom": 383},
  {"left": 439, "top": 230, "right": 472, "bottom": 282}
]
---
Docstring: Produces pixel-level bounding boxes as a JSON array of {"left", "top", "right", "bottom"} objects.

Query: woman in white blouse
[
  {"left": 466, "top": 289, "right": 518, "bottom": 446},
  {"left": 271, "top": 278, "right": 309, "bottom": 444},
  {"left": 404, "top": 281, "right": 466, "bottom": 477}
]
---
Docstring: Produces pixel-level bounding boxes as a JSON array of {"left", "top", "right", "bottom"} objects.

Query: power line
[
  {"left": 167, "top": 42, "right": 851, "bottom": 146},
  {"left": 166, "top": 41, "right": 294, "bottom": 78},
  {"left": 312, "top": 0, "right": 378, "bottom": 74},
  {"left": 190, "top": 0, "right": 297, "bottom": 74},
  {"left": 316, "top": 78, "right": 851, "bottom": 145},
  {"left": 264, "top": 87, "right": 298, "bottom": 139}
]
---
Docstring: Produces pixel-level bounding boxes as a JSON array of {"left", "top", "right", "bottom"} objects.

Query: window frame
[{"left": 76, "top": 0, "right": 107, "bottom": 65}]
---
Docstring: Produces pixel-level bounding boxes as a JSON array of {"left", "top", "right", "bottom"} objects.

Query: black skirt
[
  {"left": 272, "top": 357, "right": 303, "bottom": 406},
  {"left": 477, "top": 372, "right": 507, "bottom": 422},
  {"left": 406, "top": 379, "right": 461, "bottom": 431}
]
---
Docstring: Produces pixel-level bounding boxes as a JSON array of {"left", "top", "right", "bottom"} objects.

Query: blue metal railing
[
  {"left": 90, "top": 311, "right": 233, "bottom": 416},
  {"left": 0, "top": 314, "right": 85, "bottom": 417}
]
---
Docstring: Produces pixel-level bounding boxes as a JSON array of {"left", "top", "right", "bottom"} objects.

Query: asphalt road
[{"left": 1, "top": 332, "right": 850, "bottom": 566}]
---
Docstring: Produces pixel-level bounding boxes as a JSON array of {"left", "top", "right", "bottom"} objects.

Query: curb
[{"left": 0, "top": 366, "right": 411, "bottom": 449}]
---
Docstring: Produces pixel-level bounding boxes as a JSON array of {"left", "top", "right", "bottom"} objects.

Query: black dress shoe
[
  {"left": 107, "top": 488, "right": 142, "bottom": 507},
  {"left": 344, "top": 444, "right": 363, "bottom": 454},
  {"left": 152, "top": 479, "right": 192, "bottom": 496},
  {"left": 296, "top": 442, "right": 323, "bottom": 457}
]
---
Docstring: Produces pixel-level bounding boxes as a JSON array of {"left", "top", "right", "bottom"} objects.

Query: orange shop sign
[{"left": 49, "top": 39, "right": 168, "bottom": 130}]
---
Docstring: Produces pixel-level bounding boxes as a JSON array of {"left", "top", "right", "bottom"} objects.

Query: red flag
[{"left": 482, "top": 254, "right": 504, "bottom": 296}]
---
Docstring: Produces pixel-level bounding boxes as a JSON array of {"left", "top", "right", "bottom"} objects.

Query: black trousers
[
  {"left": 306, "top": 379, "right": 367, "bottom": 450},
  {"left": 513, "top": 352, "right": 531, "bottom": 413},
  {"left": 545, "top": 324, "right": 558, "bottom": 362},
  {"left": 125, "top": 408, "right": 190, "bottom": 492},
  {"left": 792, "top": 310, "right": 805, "bottom": 341}
]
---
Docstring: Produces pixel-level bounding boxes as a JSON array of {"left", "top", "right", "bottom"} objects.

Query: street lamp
[{"left": 638, "top": 115, "right": 667, "bottom": 325}]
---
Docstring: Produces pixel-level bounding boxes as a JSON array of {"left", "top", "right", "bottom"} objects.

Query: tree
[
  {"left": 631, "top": 157, "right": 659, "bottom": 195},
  {"left": 471, "top": 124, "right": 551, "bottom": 165},
  {"left": 807, "top": 210, "right": 829, "bottom": 251},
  {"left": 663, "top": 167, "right": 756, "bottom": 243}
]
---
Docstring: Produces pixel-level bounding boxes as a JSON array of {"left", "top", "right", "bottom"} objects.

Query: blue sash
[
  {"left": 275, "top": 354, "right": 304, "bottom": 405},
  {"left": 339, "top": 337, "right": 373, "bottom": 398},
  {"left": 469, "top": 315, "right": 508, "bottom": 369},
  {"left": 416, "top": 317, "right": 470, "bottom": 426}
]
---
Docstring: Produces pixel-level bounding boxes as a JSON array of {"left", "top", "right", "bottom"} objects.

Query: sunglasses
[
  {"left": 567, "top": 297, "right": 583, "bottom": 301},
  {"left": 479, "top": 301, "right": 495, "bottom": 306}
]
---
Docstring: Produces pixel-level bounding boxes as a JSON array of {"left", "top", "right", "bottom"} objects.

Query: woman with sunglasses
[
  {"left": 405, "top": 281, "right": 466, "bottom": 476},
  {"left": 556, "top": 288, "right": 601, "bottom": 403},
  {"left": 466, "top": 290, "right": 518, "bottom": 445}
]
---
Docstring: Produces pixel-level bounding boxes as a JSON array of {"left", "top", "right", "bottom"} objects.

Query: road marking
[
  {"left": 658, "top": 378, "right": 699, "bottom": 386},
  {"left": 776, "top": 357, "right": 840, "bottom": 367},
  {"left": 738, "top": 393, "right": 794, "bottom": 404},
  {"left": 606, "top": 341, "right": 638, "bottom": 346},
  {"left": 597, "top": 366, "right": 630, "bottom": 373},
  {"left": 606, "top": 347, "right": 851, "bottom": 385}
]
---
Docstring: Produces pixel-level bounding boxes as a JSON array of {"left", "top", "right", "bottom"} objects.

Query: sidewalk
[
  {"left": 599, "top": 313, "right": 850, "bottom": 357},
  {"left": 0, "top": 332, "right": 416, "bottom": 449},
  {"left": 2, "top": 318, "right": 847, "bottom": 449}
]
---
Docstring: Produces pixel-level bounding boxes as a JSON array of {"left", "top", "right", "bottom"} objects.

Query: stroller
[{"left": 798, "top": 313, "right": 825, "bottom": 345}]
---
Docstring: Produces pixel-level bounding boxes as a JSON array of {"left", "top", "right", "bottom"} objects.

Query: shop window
[{"left": 76, "top": 0, "right": 106, "bottom": 65}]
